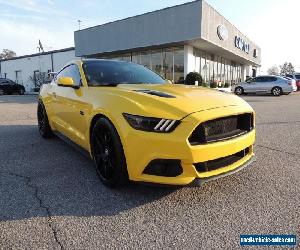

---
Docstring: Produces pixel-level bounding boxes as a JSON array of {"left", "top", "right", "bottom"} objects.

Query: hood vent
[{"left": 134, "top": 89, "right": 175, "bottom": 98}]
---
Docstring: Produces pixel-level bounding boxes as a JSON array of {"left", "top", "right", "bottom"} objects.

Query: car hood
[{"left": 112, "top": 83, "right": 253, "bottom": 119}]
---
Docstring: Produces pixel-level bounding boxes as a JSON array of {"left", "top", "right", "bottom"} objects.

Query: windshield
[
  {"left": 82, "top": 60, "right": 166, "bottom": 86},
  {"left": 295, "top": 74, "right": 300, "bottom": 80}
]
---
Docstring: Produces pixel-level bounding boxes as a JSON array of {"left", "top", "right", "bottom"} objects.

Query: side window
[
  {"left": 255, "top": 77, "right": 263, "bottom": 82},
  {"left": 263, "top": 77, "right": 272, "bottom": 82},
  {"left": 55, "top": 68, "right": 68, "bottom": 82},
  {"left": 286, "top": 74, "right": 293, "bottom": 79},
  {"left": 55, "top": 64, "right": 82, "bottom": 86},
  {"left": 68, "top": 65, "right": 82, "bottom": 86},
  {"left": 271, "top": 77, "right": 278, "bottom": 82}
]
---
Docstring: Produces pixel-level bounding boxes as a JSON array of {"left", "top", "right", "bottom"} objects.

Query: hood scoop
[{"left": 134, "top": 89, "right": 176, "bottom": 98}]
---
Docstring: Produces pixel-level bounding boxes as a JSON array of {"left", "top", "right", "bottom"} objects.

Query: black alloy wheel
[
  {"left": 37, "top": 101, "right": 54, "bottom": 138},
  {"left": 91, "top": 118, "right": 128, "bottom": 187}
]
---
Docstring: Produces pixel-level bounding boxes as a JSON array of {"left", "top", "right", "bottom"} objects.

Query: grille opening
[
  {"left": 195, "top": 147, "right": 250, "bottom": 173},
  {"left": 189, "top": 113, "right": 253, "bottom": 145},
  {"left": 143, "top": 159, "right": 183, "bottom": 177}
]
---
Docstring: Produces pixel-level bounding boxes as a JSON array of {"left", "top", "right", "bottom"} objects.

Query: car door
[
  {"left": 243, "top": 77, "right": 259, "bottom": 93},
  {"left": 52, "top": 64, "right": 90, "bottom": 149},
  {"left": 252, "top": 76, "right": 271, "bottom": 93},
  {"left": 258, "top": 76, "right": 274, "bottom": 92},
  {"left": 265, "top": 76, "right": 278, "bottom": 92},
  {"left": 8, "top": 80, "right": 19, "bottom": 93},
  {"left": 0, "top": 79, "right": 11, "bottom": 94}
]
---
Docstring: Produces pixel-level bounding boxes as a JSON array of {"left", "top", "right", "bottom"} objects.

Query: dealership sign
[
  {"left": 235, "top": 36, "right": 250, "bottom": 54},
  {"left": 217, "top": 25, "right": 228, "bottom": 41}
]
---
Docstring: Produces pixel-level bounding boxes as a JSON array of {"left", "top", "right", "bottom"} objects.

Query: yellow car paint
[{"left": 39, "top": 60, "right": 256, "bottom": 186}]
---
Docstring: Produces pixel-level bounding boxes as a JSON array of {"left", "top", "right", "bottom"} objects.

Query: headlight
[{"left": 123, "top": 113, "right": 180, "bottom": 133}]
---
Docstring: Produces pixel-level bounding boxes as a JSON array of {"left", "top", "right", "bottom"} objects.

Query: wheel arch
[
  {"left": 271, "top": 86, "right": 283, "bottom": 93},
  {"left": 235, "top": 86, "right": 244, "bottom": 94},
  {"left": 271, "top": 86, "right": 282, "bottom": 90},
  {"left": 88, "top": 112, "right": 126, "bottom": 153}
]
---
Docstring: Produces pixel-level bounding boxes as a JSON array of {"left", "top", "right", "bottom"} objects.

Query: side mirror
[{"left": 57, "top": 77, "right": 79, "bottom": 89}]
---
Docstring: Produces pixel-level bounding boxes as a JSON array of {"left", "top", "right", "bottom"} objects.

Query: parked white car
[
  {"left": 283, "top": 77, "right": 297, "bottom": 92},
  {"left": 285, "top": 73, "right": 300, "bottom": 91},
  {"left": 233, "top": 75, "right": 294, "bottom": 96}
]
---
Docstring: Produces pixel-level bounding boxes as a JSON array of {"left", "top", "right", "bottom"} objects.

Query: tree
[
  {"left": 267, "top": 65, "right": 279, "bottom": 75},
  {"left": 0, "top": 49, "right": 17, "bottom": 59},
  {"left": 185, "top": 72, "right": 203, "bottom": 86},
  {"left": 29, "top": 72, "right": 48, "bottom": 88},
  {"left": 279, "top": 62, "right": 295, "bottom": 76}
]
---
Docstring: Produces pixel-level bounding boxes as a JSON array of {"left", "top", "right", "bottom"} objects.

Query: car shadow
[{"left": 0, "top": 124, "right": 180, "bottom": 221}]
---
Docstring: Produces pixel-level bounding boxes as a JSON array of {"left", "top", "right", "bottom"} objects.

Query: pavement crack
[
  {"left": 256, "top": 144, "right": 300, "bottom": 157},
  {"left": 1, "top": 171, "right": 64, "bottom": 250}
]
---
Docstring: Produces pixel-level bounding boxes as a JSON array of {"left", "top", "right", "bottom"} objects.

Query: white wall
[
  {"left": 0, "top": 49, "right": 77, "bottom": 92},
  {"left": 53, "top": 50, "right": 77, "bottom": 72}
]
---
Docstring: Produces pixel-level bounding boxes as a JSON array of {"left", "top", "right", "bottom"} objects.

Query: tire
[
  {"left": 271, "top": 87, "right": 282, "bottom": 96},
  {"left": 19, "top": 88, "right": 25, "bottom": 95},
  {"left": 91, "top": 117, "right": 129, "bottom": 187},
  {"left": 235, "top": 86, "right": 244, "bottom": 95},
  {"left": 37, "top": 100, "right": 54, "bottom": 139}
]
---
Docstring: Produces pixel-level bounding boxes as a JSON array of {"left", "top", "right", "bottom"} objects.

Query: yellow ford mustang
[{"left": 38, "top": 59, "right": 255, "bottom": 187}]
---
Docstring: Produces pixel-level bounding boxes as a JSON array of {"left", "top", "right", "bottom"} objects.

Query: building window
[
  {"left": 4, "top": 73, "right": 7, "bottom": 79},
  {"left": 121, "top": 53, "right": 131, "bottom": 62},
  {"left": 132, "top": 53, "right": 140, "bottom": 64},
  {"left": 173, "top": 49, "right": 184, "bottom": 84},
  {"left": 140, "top": 51, "right": 151, "bottom": 69},
  {"left": 93, "top": 47, "right": 184, "bottom": 83},
  {"left": 151, "top": 50, "right": 163, "bottom": 77},
  {"left": 163, "top": 50, "right": 173, "bottom": 81}
]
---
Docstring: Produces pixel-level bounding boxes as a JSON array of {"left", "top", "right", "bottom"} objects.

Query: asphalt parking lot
[{"left": 0, "top": 93, "right": 299, "bottom": 249}]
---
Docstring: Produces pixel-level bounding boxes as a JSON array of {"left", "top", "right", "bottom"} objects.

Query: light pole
[{"left": 78, "top": 20, "right": 82, "bottom": 30}]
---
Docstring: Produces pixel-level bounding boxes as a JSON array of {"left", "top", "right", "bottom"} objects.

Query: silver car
[{"left": 234, "top": 75, "right": 294, "bottom": 96}]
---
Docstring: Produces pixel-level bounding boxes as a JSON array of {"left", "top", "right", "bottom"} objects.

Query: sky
[{"left": 0, "top": 0, "right": 299, "bottom": 73}]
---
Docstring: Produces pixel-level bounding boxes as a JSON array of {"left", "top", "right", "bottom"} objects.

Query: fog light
[{"left": 143, "top": 159, "right": 183, "bottom": 177}]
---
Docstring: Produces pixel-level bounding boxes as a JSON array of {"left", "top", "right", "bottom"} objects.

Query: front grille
[
  {"left": 195, "top": 147, "right": 250, "bottom": 173},
  {"left": 189, "top": 113, "right": 253, "bottom": 145}
]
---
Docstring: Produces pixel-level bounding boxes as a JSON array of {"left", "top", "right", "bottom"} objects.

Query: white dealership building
[{"left": 0, "top": 0, "right": 261, "bottom": 92}]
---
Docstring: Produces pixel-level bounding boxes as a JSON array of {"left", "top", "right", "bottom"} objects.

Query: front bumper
[
  {"left": 122, "top": 106, "right": 256, "bottom": 186},
  {"left": 189, "top": 156, "right": 255, "bottom": 186}
]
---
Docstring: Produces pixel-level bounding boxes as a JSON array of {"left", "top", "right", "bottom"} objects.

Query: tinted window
[
  {"left": 286, "top": 74, "right": 293, "bottom": 78},
  {"left": 56, "top": 64, "right": 81, "bottom": 86},
  {"left": 82, "top": 60, "right": 166, "bottom": 86},
  {"left": 0, "top": 79, "right": 10, "bottom": 84},
  {"left": 295, "top": 74, "right": 300, "bottom": 80},
  {"left": 268, "top": 77, "right": 278, "bottom": 82},
  {"left": 254, "top": 77, "right": 264, "bottom": 82}
]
